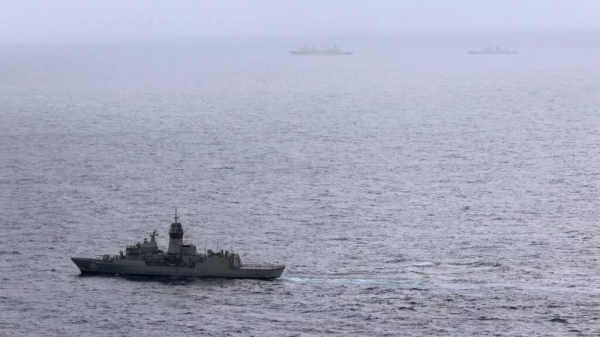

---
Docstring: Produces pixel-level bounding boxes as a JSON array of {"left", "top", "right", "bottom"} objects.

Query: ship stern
[{"left": 238, "top": 264, "right": 286, "bottom": 279}]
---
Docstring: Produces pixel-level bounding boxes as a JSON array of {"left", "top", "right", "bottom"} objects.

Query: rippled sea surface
[{"left": 1, "top": 40, "right": 600, "bottom": 336}]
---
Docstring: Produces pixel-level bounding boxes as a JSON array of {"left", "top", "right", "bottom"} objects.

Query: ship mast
[{"left": 167, "top": 207, "right": 184, "bottom": 255}]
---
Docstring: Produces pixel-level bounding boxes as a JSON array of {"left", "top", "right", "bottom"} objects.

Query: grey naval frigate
[
  {"left": 71, "top": 211, "right": 285, "bottom": 279},
  {"left": 289, "top": 45, "right": 353, "bottom": 55},
  {"left": 468, "top": 45, "right": 518, "bottom": 55}
]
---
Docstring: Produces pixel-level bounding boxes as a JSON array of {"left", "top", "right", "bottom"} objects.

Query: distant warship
[
  {"left": 289, "top": 45, "right": 353, "bottom": 55},
  {"left": 71, "top": 211, "right": 285, "bottom": 279},
  {"left": 468, "top": 45, "right": 518, "bottom": 55}
]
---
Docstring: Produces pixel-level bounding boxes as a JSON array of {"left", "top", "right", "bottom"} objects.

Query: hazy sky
[{"left": 1, "top": 0, "right": 599, "bottom": 42}]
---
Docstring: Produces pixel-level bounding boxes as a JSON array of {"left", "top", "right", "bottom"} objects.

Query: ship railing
[{"left": 240, "top": 263, "right": 284, "bottom": 270}]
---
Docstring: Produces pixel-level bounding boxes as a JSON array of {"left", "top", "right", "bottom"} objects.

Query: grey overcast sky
[{"left": 1, "top": 0, "right": 599, "bottom": 42}]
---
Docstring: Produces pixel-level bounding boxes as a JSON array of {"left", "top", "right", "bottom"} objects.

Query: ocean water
[{"left": 1, "top": 39, "right": 600, "bottom": 336}]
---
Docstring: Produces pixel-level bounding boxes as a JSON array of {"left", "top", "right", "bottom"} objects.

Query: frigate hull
[
  {"left": 72, "top": 257, "right": 285, "bottom": 280},
  {"left": 289, "top": 51, "right": 353, "bottom": 55},
  {"left": 468, "top": 51, "right": 518, "bottom": 55}
]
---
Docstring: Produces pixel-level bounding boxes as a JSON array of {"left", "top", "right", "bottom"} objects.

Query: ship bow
[{"left": 71, "top": 257, "right": 100, "bottom": 275}]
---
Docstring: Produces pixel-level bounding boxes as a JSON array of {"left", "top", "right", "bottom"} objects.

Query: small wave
[
  {"left": 448, "top": 260, "right": 503, "bottom": 267},
  {"left": 0, "top": 251, "right": 20, "bottom": 255},
  {"left": 397, "top": 306, "right": 415, "bottom": 311},
  {"left": 411, "top": 261, "right": 438, "bottom": 267}
]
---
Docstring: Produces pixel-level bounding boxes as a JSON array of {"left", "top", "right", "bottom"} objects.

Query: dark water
[{"left": 1, "top": 40, "right": 600, "bottom": 336}]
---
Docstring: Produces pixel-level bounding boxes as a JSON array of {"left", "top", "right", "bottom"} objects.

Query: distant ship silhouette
[
  {"left": 468, "top": 45, "right": 518, "bottom": 55},
  {"left": 289, "top": 45, "right": 353, "bottom": 55}
]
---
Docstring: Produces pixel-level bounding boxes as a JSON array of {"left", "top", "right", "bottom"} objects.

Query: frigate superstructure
[{"left": 71, "top": 211, "right": 285, "bottom": 279}]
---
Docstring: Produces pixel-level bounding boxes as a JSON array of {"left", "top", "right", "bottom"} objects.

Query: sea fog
[{"left": 1, "top": 34, "right": 600, "bottom": 336}]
